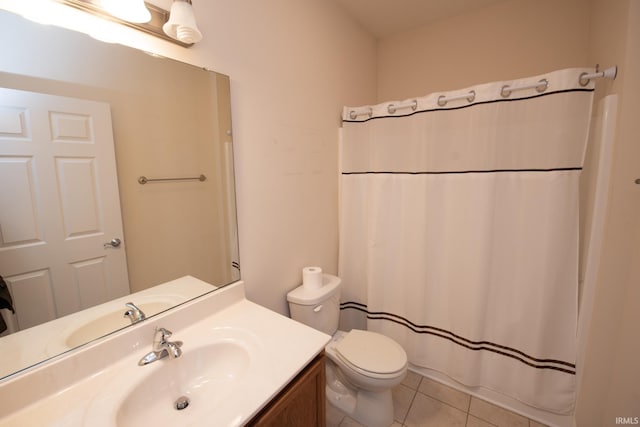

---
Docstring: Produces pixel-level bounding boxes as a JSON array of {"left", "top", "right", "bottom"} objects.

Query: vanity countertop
[
  {"left": 0, "top": 275, "right": 215, "bottom": 381},
  {"left": 0, "top": 279, "right": 331, "bottom": 426}
]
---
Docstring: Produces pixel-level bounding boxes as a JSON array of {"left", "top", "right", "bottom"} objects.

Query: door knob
[{"left": 104, "top": 238, "right": 122, "bottom": 248}]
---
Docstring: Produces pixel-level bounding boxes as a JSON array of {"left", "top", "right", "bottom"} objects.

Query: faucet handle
[
  {"left": 154, "top": 327, "right": 172, "bottom": 342},
  {"left": 123, "top": 302, "right": 146, "bottom": 323},
  {"left": 152, "top": 327, "right": 172, "bottom": 352},
  {"left": 158, "top": 327, "right": 172, "bottom": 338},
  {"left": 124, "top": 302, "right": 138, "bottom": 310}
]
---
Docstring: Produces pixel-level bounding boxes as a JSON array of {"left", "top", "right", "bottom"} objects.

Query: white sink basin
[
  {"left": 0, "top": 281, "right": 331, "bottom": 427},
  {"left": 116, "top": 340, "right": 252, "bottom": 426},
  {"left": 86, "top": 325, "right": 265, "bottom": 427}
]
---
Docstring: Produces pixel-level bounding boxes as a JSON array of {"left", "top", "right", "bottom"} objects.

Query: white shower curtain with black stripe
[{"left": 338, "top": 68, "right": 594, "bottom": 413}]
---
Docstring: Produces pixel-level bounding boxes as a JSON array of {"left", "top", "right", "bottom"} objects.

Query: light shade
[
  {"left": 163, "top": 0, "right": 202, "bottom": 44},
  {"left": 101, "top": 0, "right": 151, "bottom": 23}
]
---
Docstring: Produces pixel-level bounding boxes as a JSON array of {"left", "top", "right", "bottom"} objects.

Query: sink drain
[{"left": 175, "top": 396, "right": 190, "bottom": 411}]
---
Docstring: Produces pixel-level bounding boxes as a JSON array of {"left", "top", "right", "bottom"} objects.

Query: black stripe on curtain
[
  {"left": 341, "top": 167, "right": 583, "bottom": 175},
  {"left": 340, "top": 301, "right": 576, "bottom": 375}
]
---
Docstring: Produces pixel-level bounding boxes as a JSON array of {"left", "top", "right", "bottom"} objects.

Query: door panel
[
  {"left": 0, "top": 156, "right": 41, "bottom": 246},
  {"left": 70, "top": 256, "right": 109, "bottom": 309},
  {"left": 5, "top": 269, "right": 56, "bottom": 330},
  {"left": 56, "top": 157, "right": 102, "bottom": 238},
  {"left": 49, "top": 111, "right": 94, "bottom": 143}
]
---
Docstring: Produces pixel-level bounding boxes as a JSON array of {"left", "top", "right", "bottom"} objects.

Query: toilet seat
[{"left": 334, "top": 329, "right": 407, "bottom": 378}]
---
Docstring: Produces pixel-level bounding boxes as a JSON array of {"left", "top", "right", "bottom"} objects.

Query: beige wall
[
  {"left": 197, "top": 1, "right": 377, "bottom": 313},
  {"left": 376, "top": 0, "right": 591, "bottom": 102},
  {"left": 152, "top": 1, "right": 378, "bottom": 313}
]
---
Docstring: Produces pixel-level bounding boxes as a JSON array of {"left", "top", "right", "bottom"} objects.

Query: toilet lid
[{"left": 335, "top": 329, "right": 407, "bottom": 375}]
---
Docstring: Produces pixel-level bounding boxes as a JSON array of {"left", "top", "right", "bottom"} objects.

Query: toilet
[{"left": 287, "top": 274, "right": 407, "bottom": 427}]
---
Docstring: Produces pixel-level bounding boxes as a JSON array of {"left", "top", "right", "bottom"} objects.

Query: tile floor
[{"left": 326, "top": 370, "right": 549, "bottom": 427}]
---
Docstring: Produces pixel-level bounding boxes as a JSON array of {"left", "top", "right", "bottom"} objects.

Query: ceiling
[
  {"left": 328, "top": 0, "right": 507, "bottom": 39},
  {"left": 149, "top": 0, "right": 507, "bottom": 40}
]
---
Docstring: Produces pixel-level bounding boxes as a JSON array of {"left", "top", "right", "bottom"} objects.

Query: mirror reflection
[{"left": 0, "top": 10, "right": 240, "bottom": 379}]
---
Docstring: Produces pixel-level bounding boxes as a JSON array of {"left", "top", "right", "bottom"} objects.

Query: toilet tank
[{"left": 286, "top": 274, "right": 341, "bottom": 336}]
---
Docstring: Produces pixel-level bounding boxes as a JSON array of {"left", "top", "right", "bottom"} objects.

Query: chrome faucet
[
  {"left": 124, "top": 302, "right": 146, "bottom": 324},
  {"left": 138, "top": 327, "right": 183, "bottom": 366}
]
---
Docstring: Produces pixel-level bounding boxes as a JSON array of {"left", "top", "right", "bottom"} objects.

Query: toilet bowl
[
  {"left": 287, "top": 274, "right": 407, "bottom": 427},
  {"left": 325, "top": 330, "right": 407, "bottom": 426}
]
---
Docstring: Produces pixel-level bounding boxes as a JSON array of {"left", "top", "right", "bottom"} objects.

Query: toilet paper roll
[{"left": 302, "top": 266, "right": 323, "bottom": 290}]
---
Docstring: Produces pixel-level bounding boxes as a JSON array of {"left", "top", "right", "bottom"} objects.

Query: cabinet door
[{"left": 249, "top": 352, "right": 326, "bottom": 427}]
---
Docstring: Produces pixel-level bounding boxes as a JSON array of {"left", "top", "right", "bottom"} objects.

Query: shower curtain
[{"left": 338, "top": 68, "right": 594, "bottom": 413}]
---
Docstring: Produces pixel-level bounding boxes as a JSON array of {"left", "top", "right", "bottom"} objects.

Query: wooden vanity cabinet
[{"left": 247, "top": 351, "right": 326, "bottom": 427}]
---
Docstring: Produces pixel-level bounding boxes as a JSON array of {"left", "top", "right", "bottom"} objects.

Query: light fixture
[
  {"left": 163, "top": 0, "right": 202, "bottom": 44},
  {"left": 7, "top": 0, "right": 195, "bottom": 47},
  {"left": 100, "top": 0, "right": 151, "bottom": 23}
]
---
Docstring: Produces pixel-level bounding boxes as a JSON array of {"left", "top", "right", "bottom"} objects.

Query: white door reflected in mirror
[{"left": 0, "top": 88, "right": 129, "bottom": 333}]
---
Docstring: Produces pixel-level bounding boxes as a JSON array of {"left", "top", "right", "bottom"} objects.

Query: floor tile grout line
[
  {"left": 407, "top": 379, "right": 517, "bottom": 427},
  {"left": 466, "top": 411, "right": 504, "bottom": 427},
  {"left": 399, "top": 375, "right": 422, "bottom": 425},
  {"left": 448, "top": 389, "right": 534, "bottom": 427},
  {"left": 332, "top": 370, "right": 544, "bottom": 427},
  {"left": 401, "top": 388, "right": 417, "bottom": 425},
  {"left": 413, "top": 387, "right": 471, "bottom": 417}
]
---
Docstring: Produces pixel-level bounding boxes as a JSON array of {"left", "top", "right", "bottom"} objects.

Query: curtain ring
[
  {"left": 349, "top": 108, "right": 374, "bottom": 120},
  {"left": 501, "top": 85, "right": 512, "bottom": 98},
  {"left": 437, "top": 95, "right": 447, "bottom": 107},
  {"left": 579, "top": 72, "right": 591, "bottom": 87},
  {"left": 387, "top": 104, "right": 397, "bottom": 114},
  {"left": 537, "top": 79, "right": 549, "bottom": 93},
  {"left": 466, "top": 90, "right": 476, "bottom": 103}
]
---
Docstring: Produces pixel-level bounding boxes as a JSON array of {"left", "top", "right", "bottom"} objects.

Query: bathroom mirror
[{"left": 0, "top": 10, "right": 239, "bottom": 379}]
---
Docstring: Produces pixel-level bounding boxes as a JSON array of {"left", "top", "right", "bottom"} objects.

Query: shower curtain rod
[
  {"left": 347, "top": 65, "right": 617, "bottom": 120},
  {"left": 579, "top": 65, "right": 617, "bottom": 85}
]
